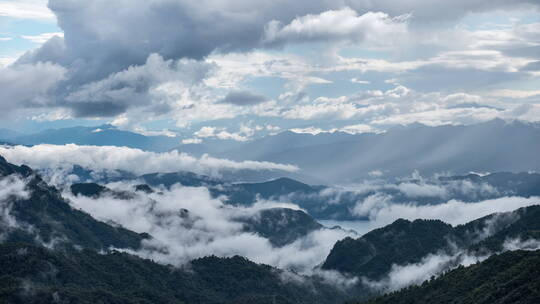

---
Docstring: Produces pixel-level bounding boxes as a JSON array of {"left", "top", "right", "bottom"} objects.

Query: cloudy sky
[{"left": 0, "top": 0, "right": 539, "bottom": 140}]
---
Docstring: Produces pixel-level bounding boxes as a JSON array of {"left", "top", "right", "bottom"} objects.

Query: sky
[{"left": 0, "top": 0, "right": 539, "bottom": 140}]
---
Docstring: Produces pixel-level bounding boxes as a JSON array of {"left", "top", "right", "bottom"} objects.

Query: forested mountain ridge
[
  {"left": 0, "top": 243, "right": 347, "bottom": 304},
  {"left": 322, "top": 205, "right": 540, "bottom": 279},
  {"left": 0, "top": 156, "right": 148, "bottom": 251},
  {"left": 358, "top": 250, "right": 540, "bottom": 304},
  {"left": 1, "top": 155, "right": 539, "bottom": 304},
  {"left": 322, "top": 219, "right": 455, "bottom": 279},
  {"left": 0, "top": 156, "right": 350, "bottom": 303}
]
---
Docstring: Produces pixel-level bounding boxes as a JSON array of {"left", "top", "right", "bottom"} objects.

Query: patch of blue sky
[
  {"left": 243, "top": 76, "right": 287, "bottom": 100},
  {"left": 499, "top": 78, "right": 540, "bottom": 92},
  {"left": 302, "top": 70, "right": 396, "bottom": 99},
  {"left": 0, "top": 15, "right": 58, "bottom": 35},
  {"left": 338, "top": 47, "right": 390, "bottom": 59},
  {"left": 459, "top": 10, "right": 540, "bottom": 30},
  {"left": 188, "top": 118, "right": 244, "bottom": 132},
  {"left": 0, "top": 16, "right": 61, "bottom": 57},
  {"left": 266, "top": 43, "right": 326, "bottom": 58},
  {"left": 140, "top": 118, "right": 185, "bottom": 132}
]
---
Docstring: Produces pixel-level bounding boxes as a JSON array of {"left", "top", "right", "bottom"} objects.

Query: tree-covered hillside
[
  {"left": 322, "top": 205, "right": 540, "bottom": 279},
  {"left": 2, "top": 154, "right": 540, "bottom": 304},
  {"left": 0, "top": 156, "right": 148, "bottom": 251},
  {"left": 322, "top": 219, "right": 456, "bottom": 279},
  {"left": 358, "top": 250, "right": 540, "bottom": 304},
  {"left": 0, "top": 156, "right": 350, "bottom": 304},
  {"left": 0, "top": 243, "right": 346, "bottom": 304}
]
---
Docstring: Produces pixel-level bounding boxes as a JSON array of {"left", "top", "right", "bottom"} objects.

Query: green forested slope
[
  {"left": 0, "top": 243, "right": 346, "bottom": 304},
  {"left": 359, "top": 250, "right": 540, "bottom": 304}
]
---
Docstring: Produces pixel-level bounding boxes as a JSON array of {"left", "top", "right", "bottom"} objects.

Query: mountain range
[
  {"left": 69, "top": 181, "right": 328, "bottom": 247},
  {"left": 62, "top": 166, "right": 540, "bottom": 220},
  {"left": 1, "top": 155, "right": 539, "bottom": 303},
  {"left": 0, "top": 125, "right": 180, "bottom": 152},
  {"left": 322, "top": 205, "right": 540, "bottom": 280},
  {"left": 199, "top": 119, "right": 540, "bottom": 183},
  {"left": 1, "top": 119, "right": 539, "bottom": 183},
  {"left": 0, "top": 152, "right": 350, "bottom": 304},
  {"left": 0, "top": 155, "right": 148, "bottom": 251}
]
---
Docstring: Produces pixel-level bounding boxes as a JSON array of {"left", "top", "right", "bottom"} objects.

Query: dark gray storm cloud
[
  {"left": 11, "top": 0, "right": 350, "bottom": 117},
  {"left": 26, "top": 0, "right": 347, "bottom": 81},
  {"left": 219, "top": 90, "right": 268, "bottom": 106},
  {"left": 0, "top": 61, "right": 66, "bottom": 115},
  {"left": 34, "top": 0, "right": 537, "bottom": 71},
  {"left": 58, "top": 53, "right": 214, "bottom": 117}
]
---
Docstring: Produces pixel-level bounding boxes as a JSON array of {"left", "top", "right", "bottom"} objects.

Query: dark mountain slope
[
  {"left": 441, "top": 171, "right": 540, "bottom": 197},
  {"left": 70, "top": 183, "right": 108, "bottom": 197},
  {"left": 323, "top": 205, "right": 540, "bottom": 279},
  {"left": 70, "top": 182, "right": 136, "bottom": 200},
  {"left": 471, "top": 205, "right": 540, "bottom": 253},
  {"left": 141, "top": 171, "right": 221, "bottom": 188},
  {"left": 0, "top": 243, "right": 347, "bottom": 304},
  {"left": 359, "top": 250, "right": 540, "bottom": 304},
  {"left": 240, "top": 208, "right": 324, "bottom": 247},
  {"left": 0, "top": 156, "right": 148, "bottom": 251},
  {"left": 322, "top": 219, "right": 456, "bottom": 279},
  {"left": 220, "top": 177, "right": 320, "bottom": 206}
]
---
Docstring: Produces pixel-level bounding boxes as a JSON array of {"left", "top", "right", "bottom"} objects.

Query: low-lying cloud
[
  {"left": 0, "top": 144, "right": 298, "bottom": 177},
  {"left": 356, "top": 196, "right": 540, "bottom": 227},
  {"left": 364, "top": 235, "right": 540, "bottom": 292},
  {"left": 64, "top": 181, "right": 353, "bottom": 272},
  {"left": 0, "top": 175, "right": 32, "bottom": 241},
  {"left": 362, "top": 250, "right": 488, "bottom": 292},
  {"left": 503, "top": 238, "right": 540, "bottom": 251}
]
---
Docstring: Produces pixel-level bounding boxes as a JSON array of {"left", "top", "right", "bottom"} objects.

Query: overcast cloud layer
[{"left": 0, "top": 0, "right": 538, "bottom": 137}]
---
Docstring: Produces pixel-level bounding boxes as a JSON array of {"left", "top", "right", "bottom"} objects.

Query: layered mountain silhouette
[
  {"left": 64, "top": 166, "right": 540, "bottom": 220},
  {"left": 2, "top": 120, "right": 539, "bottom": 183},
  {"left": 0, "top": 125, "right": 180, "bottom": 152},
  {"left": 180, "top": 119, "right": 540, "bottom": 183}
]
